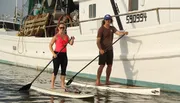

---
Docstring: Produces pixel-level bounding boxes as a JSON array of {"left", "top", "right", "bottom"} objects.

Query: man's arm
[
  {"left": 97, "top": 37, "right": 104, "bottom": 54},
  {"left": 115, "top": 30, "right": 128, "bottom": 36},
  {"left": 97, "top": 37, "right": 102, "bottom": 50}
]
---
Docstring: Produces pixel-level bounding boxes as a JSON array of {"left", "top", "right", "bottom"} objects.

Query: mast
[
  {"left": 22, "top": 0, "right": 24, "bottom": 20},
  {"left": 16, "top": 0, "right": 18, "bottom": 22},
  {"left": 110, "top": 0, "right": 124, "bottom": 30}
]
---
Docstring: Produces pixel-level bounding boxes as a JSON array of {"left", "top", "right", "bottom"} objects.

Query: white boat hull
[{"left": 0, "top": 21, "right": 180, "bottom": 93}]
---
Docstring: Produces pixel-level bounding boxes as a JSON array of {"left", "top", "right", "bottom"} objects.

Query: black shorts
[
  {"left": 53, "top": 51, "right": 67, "bottom": 76},
  {"left": 98, "top": 50, "right": 113, "bottom": 65}
]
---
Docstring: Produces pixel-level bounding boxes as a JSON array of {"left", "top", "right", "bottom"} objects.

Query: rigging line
[
  {"left": 17, "top": 36, "right": 24, "bottom": 54},
  {"left": 53, "top": 0, "right": 58, "bottom": 17}
]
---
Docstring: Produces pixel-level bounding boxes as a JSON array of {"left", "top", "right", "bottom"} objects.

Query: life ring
[
  {"left": 58, "top": 14, "right": 73, "bottom": 27},
  {"left": 55, "top": 14, "right": 73, "bottom": 33}
]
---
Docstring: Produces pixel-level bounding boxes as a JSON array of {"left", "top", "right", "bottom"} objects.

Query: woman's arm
[
  {"left": 69, "top": 36, "right": 75, "bottom": 45},
  {"left": 49, "top": 36, "right": 57, "bottom": 58}
]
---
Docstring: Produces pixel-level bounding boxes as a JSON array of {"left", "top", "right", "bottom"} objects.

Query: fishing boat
[{"left": 0, "top": 0, "right": 180, "bottom": 93}]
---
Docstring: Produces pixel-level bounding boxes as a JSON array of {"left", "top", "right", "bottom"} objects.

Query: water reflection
[
  {"left": 1, "top": 63, "right": 180, "bottom": 103},
  {"left": 50, "top": 96, "right": 65, "bottom": 103},
  {"left": 95, "top": 89, "right": 111, "bottom": 103},
  {"left": 50, "top": 95, "right": 94, "bottom": 103}
]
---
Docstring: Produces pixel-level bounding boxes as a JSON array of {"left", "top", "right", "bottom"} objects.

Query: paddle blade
[
  {"left": 19, "top": 83, "right": 32, "bottom": 91},
  {"left": 66, "top": 78, "right": 74, "bottom": 86}
]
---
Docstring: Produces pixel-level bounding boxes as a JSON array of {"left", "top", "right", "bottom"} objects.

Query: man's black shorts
[{"left": 98, "top": 50, "right": 113, "bottom": 65}]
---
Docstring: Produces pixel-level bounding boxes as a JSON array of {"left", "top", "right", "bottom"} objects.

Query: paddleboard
[
  {"left": 69, "top": 81, "right": 160, "bottom": 95},
  {"left": 31, "top": 83, "right": 94, "bottom": 99}
]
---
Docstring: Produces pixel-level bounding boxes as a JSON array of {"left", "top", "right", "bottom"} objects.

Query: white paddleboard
[
  {"left": 70, "top": 81, "right": 160, "bottom": 95},
  {"left": 31, "top": 83, "right": 94, "bottom": 99}
]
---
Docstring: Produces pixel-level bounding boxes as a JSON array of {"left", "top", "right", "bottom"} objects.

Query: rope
[
  {"left": 17, "top": 36, "right": 25, "bottom": 54},
  {"left": 53, "top": 0, "right": 58, "bottom": 17}
]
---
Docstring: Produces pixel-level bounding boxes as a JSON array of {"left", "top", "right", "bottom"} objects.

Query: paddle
[
  {"left": 66, "top": 34, "right": 125, "bottom": 86},
  {"left": 19, "top": 38, "right": 72, "bottom": 91}
]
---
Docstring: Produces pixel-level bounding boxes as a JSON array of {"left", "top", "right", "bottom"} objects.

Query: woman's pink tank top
[{"left": 55, "top": 34, "right": 69, "bottom": 52}]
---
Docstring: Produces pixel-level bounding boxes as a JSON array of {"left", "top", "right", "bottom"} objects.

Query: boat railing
[
  {"left": 3, "top": 7, "right": 178, "bottom": 36},
  {"left": 0, "top": 14, "right": 21, "bottom": 31},
  {"left": 0, "top": 14, "right": 10, "bottom": 29},
  {"left": 45, "top": 7, "right": 180, "bottom": 35},
  {"left": 78, "top": 7, "right": 180, "bottom": 24},
  {"left": 111, "top": 7, "right": 180, "bottom": 25}
]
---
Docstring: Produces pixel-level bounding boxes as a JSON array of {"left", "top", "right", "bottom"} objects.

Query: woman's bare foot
[
  {"left": 51, "top": 84, "right": 54, "bottom": 89},
  {"left": 51, "top": 87, "right": 54, "bottom": 89},
  {"left": 61, "top": 85, "right": 66, "bottom": 89}
]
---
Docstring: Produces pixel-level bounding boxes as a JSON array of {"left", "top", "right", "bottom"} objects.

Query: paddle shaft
[
  {"left": 31, "top": 59, "right": 53, "bottom": 83},
  {"left": 31, "top": 39, "right": 71, "bottom": 84},
  {"left": 67, "top": 34, "right": 125, "bottom": 85}
]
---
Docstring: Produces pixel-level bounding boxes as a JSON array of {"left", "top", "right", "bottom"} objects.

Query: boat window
[
  {"left": 89, "top": 4, "right": 96, "bottom": 18},
  {"left": 129, "top": 0, "right": 138, "bottom": 11}
]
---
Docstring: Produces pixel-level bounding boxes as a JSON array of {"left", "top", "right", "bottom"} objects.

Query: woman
[{"left": 49, "top": 23, "right": 75, "bottom": 89}]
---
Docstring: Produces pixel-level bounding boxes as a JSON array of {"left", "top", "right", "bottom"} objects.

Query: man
[{"left": 96, "top": 14, "right": 128, "bottom": 86}]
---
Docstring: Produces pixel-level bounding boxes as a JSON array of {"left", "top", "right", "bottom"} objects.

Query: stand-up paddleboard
[
  {"left": 31, "top": 83, "right": 94, "bottom": 99},
  {"left": 69, "top": 81, "right": 160, "bottom": 95}
]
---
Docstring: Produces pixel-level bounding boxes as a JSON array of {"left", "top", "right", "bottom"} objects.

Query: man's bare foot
[
  {"left": 96, "top": 83, "right": 104, "bottom": 86},
  {"left": 96, "top": 81, "right": 104, "bottom": 86},
  {"left": 96, "top": 80, "right": 100, "bottom": 86},
  {"left": 105, "top": 82, "right": 111, "bottom": 85}
]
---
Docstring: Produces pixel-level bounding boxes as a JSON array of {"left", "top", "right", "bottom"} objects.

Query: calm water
[{"left": 0, "top": 63, "right": 180, "bottom": 103}]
